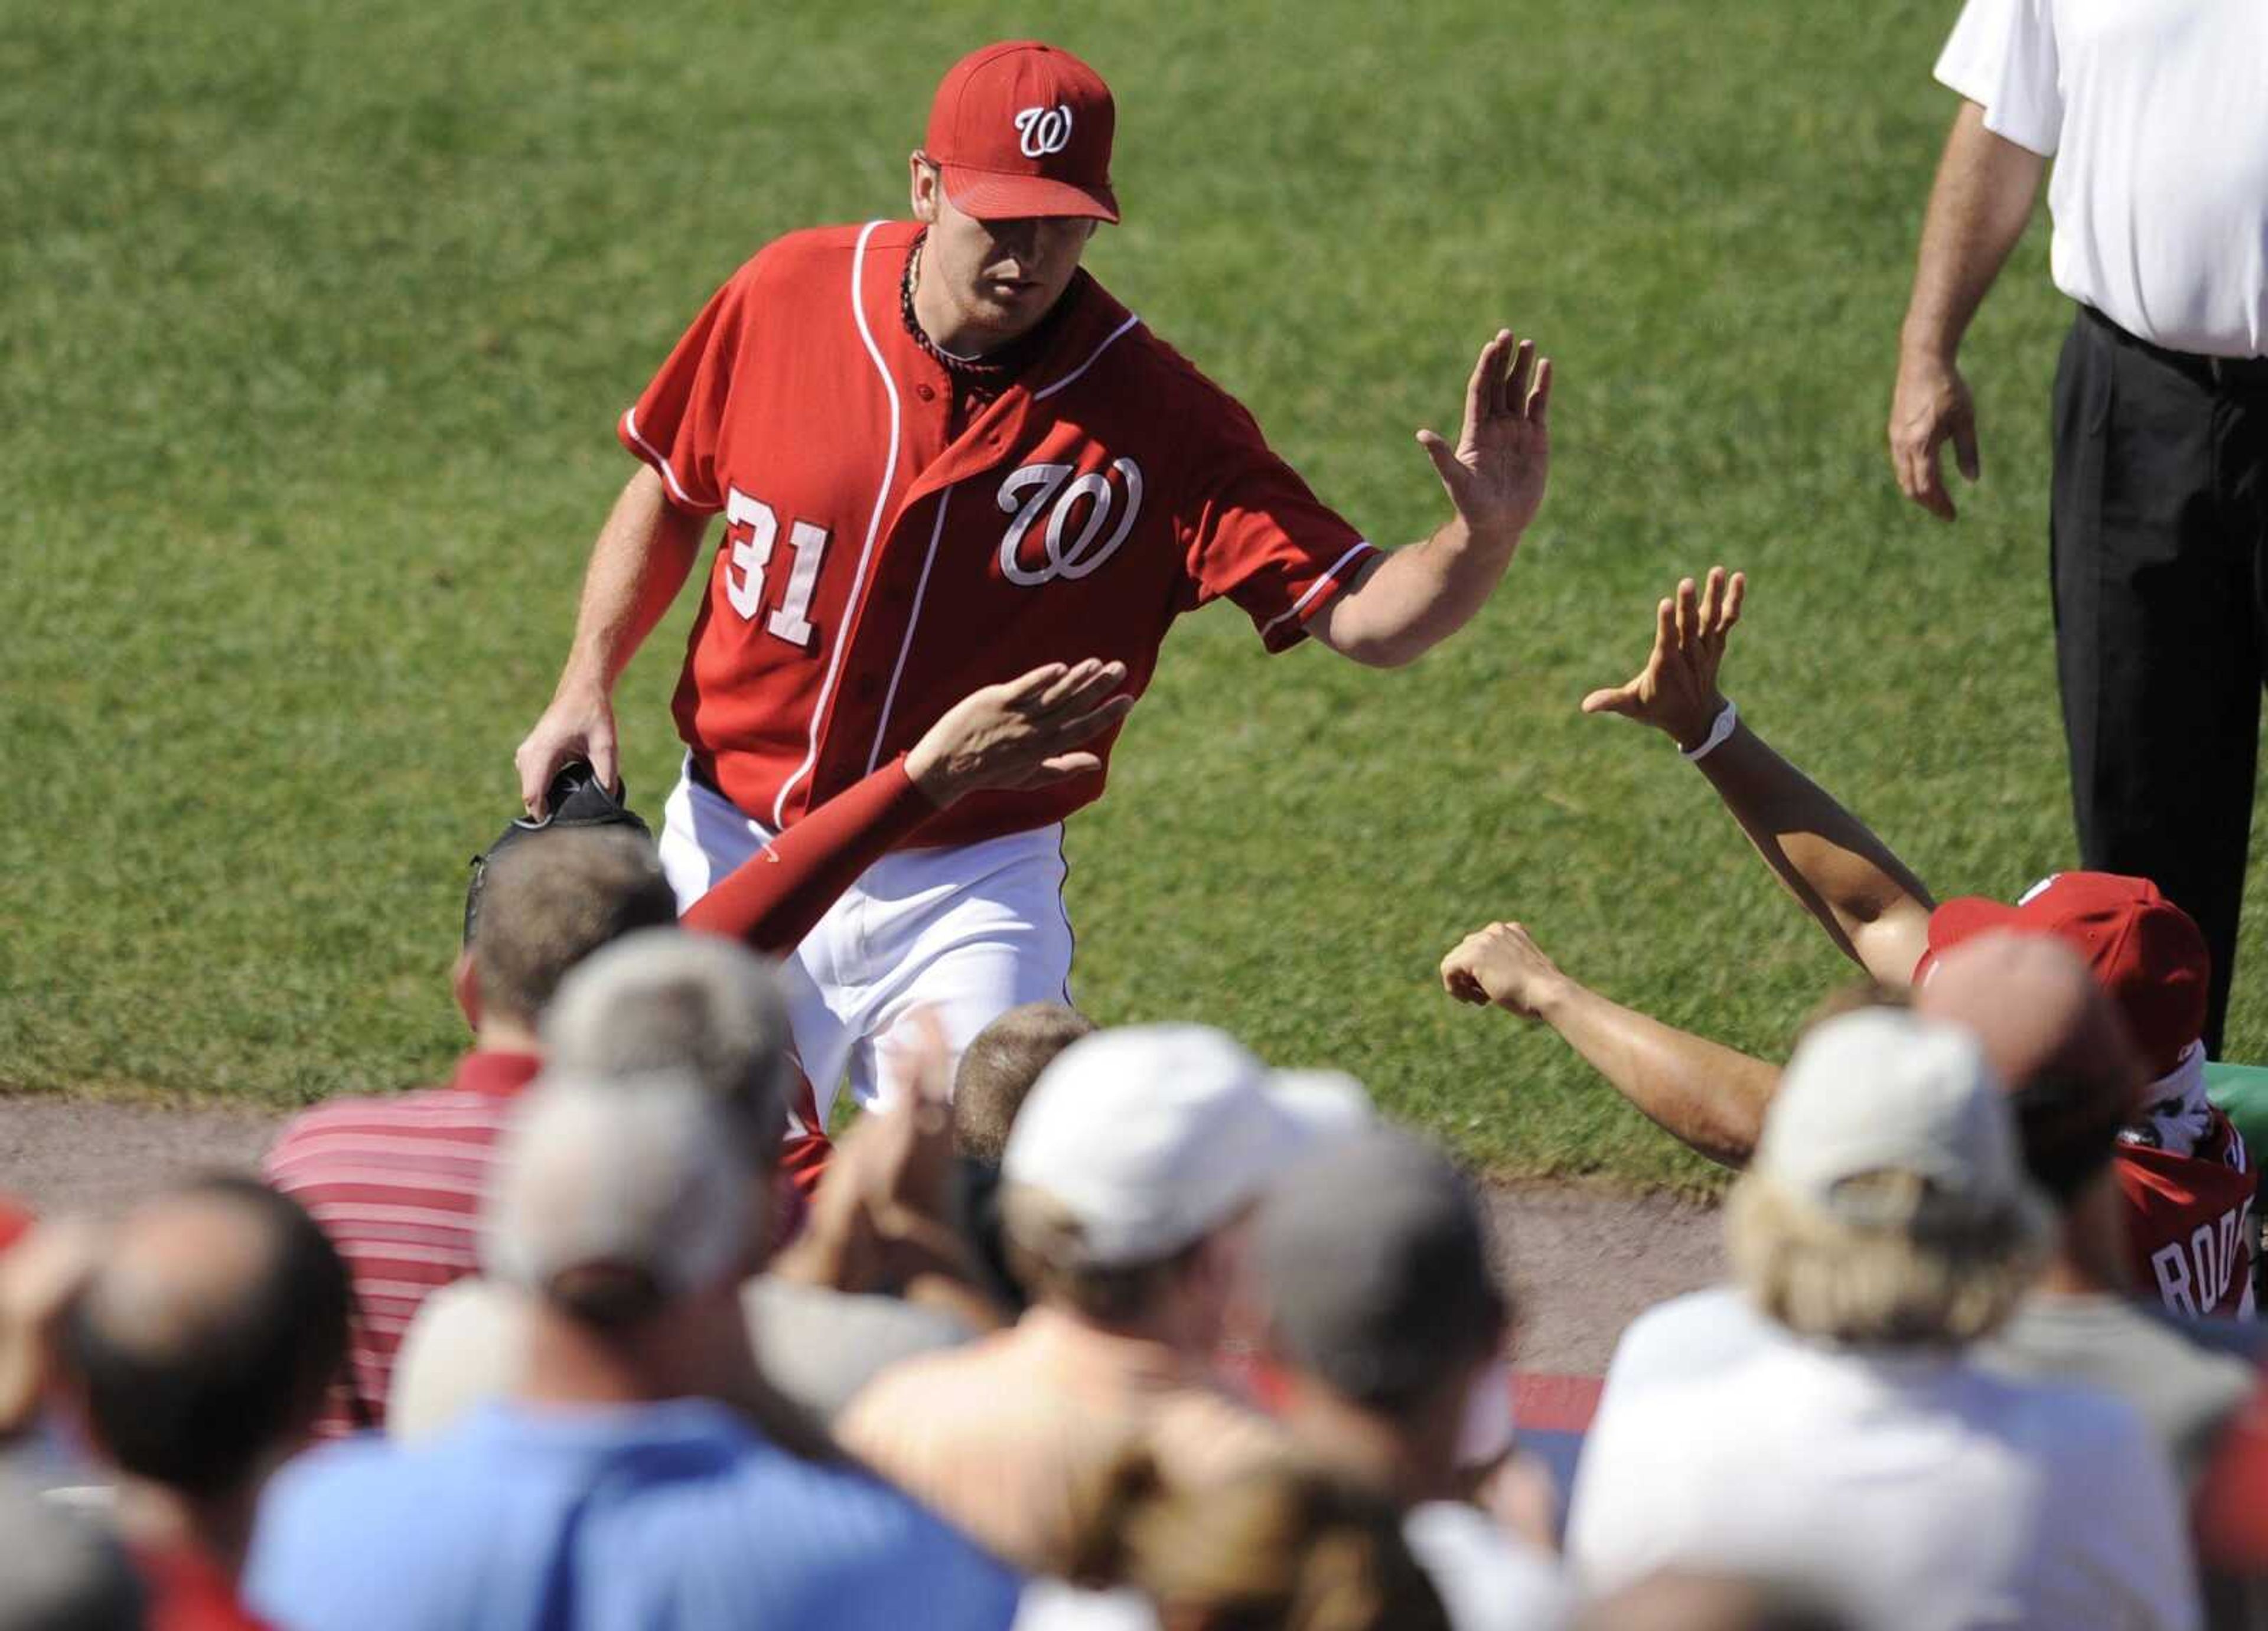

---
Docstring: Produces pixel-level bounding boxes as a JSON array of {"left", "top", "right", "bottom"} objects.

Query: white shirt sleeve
[{"left": 1933, "top": 0, "right": 2064, "bottom": 157}]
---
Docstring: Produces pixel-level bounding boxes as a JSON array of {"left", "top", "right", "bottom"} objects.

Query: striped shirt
[{"left": 263, "top": 1049, "right": 543, "bottom": 1432}]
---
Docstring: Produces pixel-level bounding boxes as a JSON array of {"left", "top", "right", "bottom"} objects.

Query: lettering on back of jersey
[
  {"left": 2150, "top": 1195, "right": 2254, "bottom": 1315},
  {"left": 996, "top": 458, "right": 1145, "bottom": 588}
]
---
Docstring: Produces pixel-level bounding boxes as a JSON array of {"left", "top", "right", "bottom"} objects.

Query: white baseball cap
[
  {"left": 1754, "top": 1007, "right": 2029, "bottom": 1213},
  {"left": 1002, "top": 1024, "right": 1371, "bottom": 1267}
]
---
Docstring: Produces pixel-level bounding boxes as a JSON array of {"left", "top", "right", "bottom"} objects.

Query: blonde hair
[
  {"left": 954, "top": 1002, "right": 1096, "bottom": 1163},
  {"left": 1065, "top": 1453, "right": 1449, "bottom": 1631},
  {"left": 1726, "top": 1170, "right": 2048, "bottom": 1348}
]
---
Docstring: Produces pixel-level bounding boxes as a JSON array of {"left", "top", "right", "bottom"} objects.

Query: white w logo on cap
[{"left": 1014, "top": 103, "right": 1074, "bottom": 158}]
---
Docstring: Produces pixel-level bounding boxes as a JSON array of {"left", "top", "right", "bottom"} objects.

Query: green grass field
[{"left": 11, "top": 0, "right": 2265, "bottom": 1190}]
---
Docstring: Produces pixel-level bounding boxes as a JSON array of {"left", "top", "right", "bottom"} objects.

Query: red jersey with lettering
[
  {"left": 2118, "top": 1114, "right": 2257, "bottom": 1318},
  {"left": 618, "top": 220, "right": 1376, "bottom": 846}
]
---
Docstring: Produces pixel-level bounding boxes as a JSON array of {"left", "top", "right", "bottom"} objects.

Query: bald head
[
  {"left": 1915, "top": 931, "right": 2142, "bottom": 1203},
  {"left": 66, "top": 1178, "right": 348, "bottom": 1498}
]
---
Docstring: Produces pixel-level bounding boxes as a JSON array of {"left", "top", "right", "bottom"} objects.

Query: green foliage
[{"left": 9, "top": 0, "right": 2260, "bottom": 1188}]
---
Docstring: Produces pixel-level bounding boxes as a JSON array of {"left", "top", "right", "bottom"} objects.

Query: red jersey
[
  {"left": 2118, "top": 1110, "right": 2257, "bottom": 1318},
  {"left": 618, "top": 220, "right": 1376, "bottom": 846}
]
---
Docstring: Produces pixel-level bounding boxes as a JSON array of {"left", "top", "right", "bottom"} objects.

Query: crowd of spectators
[{"left": 6, "top": 579, "right": 2268, "bottom": 1631}]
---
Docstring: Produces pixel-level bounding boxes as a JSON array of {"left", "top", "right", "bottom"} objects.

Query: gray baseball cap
[
  {"left": 1755, "top": 1007, "right": 2032, "bottom": 1215},
  {"left": 484, "top": 1070, "right": 757, "bottom": 1312},
  {"left": 1256, "top": 1127, "right": 1507, "bottom": 1411}
]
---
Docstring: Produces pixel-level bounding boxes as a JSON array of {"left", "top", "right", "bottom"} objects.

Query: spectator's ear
[{"left": 453, "top": 950, "right": 482, "bottom": 1032}]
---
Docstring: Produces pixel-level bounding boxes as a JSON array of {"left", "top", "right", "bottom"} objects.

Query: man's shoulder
[
  {"left": 1914, "top": 1346, "right": 2166, "bottom": 1472},
  {"left": 1992, "top": 1293, "right": 2255, "bottom": 1382},
  {"left": 651, "top": 1425, "right": 1022, "bottom": 1615},
  {"left": 1076, "top": 309, "right": 1259, "bottom": 430},
  {"left": 841, "top": 1319, "right": 1028, "bottom": 1420},
  {"left": 744, "top": 221, "right": 917, "bottom": 285},
  {"left": 264, "top": 1085, "right": 510, "bottom": 1185},
  {"left": 1984, "top": 1294, "right": 2254, "bottom": 1462},
  {"left": 255, "top": 1426, "right": 455, "bottom": 1548},
  {"left": 1600, "top": 1286, "right": 1776, "bottom": 1404}
]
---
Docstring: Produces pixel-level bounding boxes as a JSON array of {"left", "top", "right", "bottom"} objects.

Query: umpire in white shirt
[{"left": 1887, "top": 0, "right": 2268, "bottom": 1053}]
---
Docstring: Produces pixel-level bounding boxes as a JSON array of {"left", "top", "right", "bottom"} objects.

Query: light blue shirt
[{"left": 246, "top": 1399, "right": 1020, "bottom": 1631}]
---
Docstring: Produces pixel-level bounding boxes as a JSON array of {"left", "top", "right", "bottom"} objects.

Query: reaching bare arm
[
  {"left": 513, "top": 465, "right": 708, "bottom": 813},
  {"left": 1582, "top": 570, "right": 1935, "bottom": 987},
  {"left": 1441, "top": 922, "right": 1777, "bottom": 1167},
  {"left": 1888, "top": 100, "right": 2048, "bottom": 521},
  {"left": 1312, "top": 332, "right": 1552, "bottom": 668}
]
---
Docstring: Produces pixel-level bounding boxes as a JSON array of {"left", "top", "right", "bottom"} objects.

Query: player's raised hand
[
  {"left": 905, "top": 660, "right": 1136, "bottom": 804},
  {"left": 514, "top": 685, "right": 620, "bottom": 817},
  {"left": 1440, "top": 921, "right": 1570, "bottom": 1020},
  {"left": 1580, "top": 567, "right": 1745, "bottom": 750},
  {"left": 1417, "top": 330, "right": 1553, "bottom": 544}
]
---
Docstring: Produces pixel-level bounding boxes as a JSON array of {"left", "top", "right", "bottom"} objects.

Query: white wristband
[{"left": 1680, "top": 699, "right": 1738, "bottom": 762}]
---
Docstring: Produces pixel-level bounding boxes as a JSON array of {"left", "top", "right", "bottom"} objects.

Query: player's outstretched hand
[
  {"left": 1579, "top": 566, "right": 1745, "bottom": 750},
  {"left": 1418, "top": 330, "right": 1553, "bottom": 544},
  {"left": 1441, "top": 921, "right": 1570, "bottom": 1020},
  {"left": 514, "top": 686, "right": 620, "bottom": 817},
  {"left": 905, "top": 660, "right": 1135, "bottom": 805}
]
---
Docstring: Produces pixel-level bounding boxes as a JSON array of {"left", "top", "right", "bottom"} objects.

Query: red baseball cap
[
  {"left": 924, "top": 41, "right": 1119, "bottom": 223},
  {"left": 1920, "top": 872, "right": 2209, "bottom": 1075}
]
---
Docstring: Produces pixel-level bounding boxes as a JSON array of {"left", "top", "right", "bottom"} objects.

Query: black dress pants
[{"left": 2053, "top": 304, "right": 2268, "bottom": 1056}]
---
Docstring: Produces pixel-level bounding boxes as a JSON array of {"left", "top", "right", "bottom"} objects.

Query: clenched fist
[{"left": 1439, "top": 922, "right": 1569, "bottom": 1020}]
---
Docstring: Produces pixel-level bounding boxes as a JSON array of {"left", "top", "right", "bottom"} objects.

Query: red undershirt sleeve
[{"left": 680, "top": 758, "right": 938, "bottom": 953}]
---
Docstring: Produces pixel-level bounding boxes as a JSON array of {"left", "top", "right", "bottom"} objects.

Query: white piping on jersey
[
  {"left": 865, "top": 487, "right": 953, "bottom": 777},
  {"left": 621, "top": 407, "right": 698, "bottom": 508},
  {"left": 772, "top": 220, "right": 902, "bottom": 830},
  {"left": 1033, "top": 312, "right": 1142, "bottom": 400},
  {"left": 1258, "top": 540, "right": 1375, "bottom": 641}
]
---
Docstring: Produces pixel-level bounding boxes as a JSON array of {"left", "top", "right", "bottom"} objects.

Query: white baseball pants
[{"left": 659, "top": 764, "right": 1077, "bottom": 1131}]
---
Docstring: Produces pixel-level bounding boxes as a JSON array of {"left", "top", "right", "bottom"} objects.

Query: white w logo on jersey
[
  {"left": 996, "top": 459, "right": 1144, "bottom": 586},
  {"left": 1014, "top": 104, "right": 1074, "bottom": 158}
]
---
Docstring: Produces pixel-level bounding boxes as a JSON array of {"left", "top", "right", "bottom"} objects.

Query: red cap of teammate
[
  {"left": 925, "top": 41, "right": 1119, "bottom": 224},
  {"left": 1921, "top": 872, "right": 2210, "bottom": 1075}
]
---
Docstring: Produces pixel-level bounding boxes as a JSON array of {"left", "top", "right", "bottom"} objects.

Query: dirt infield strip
[{"left": 0, "top": 1095, "right": 1722, "bottom": 1375}]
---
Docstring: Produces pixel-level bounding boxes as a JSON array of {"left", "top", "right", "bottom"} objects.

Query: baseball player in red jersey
[
  {"left": 515, "top": 41, "right": 1555, "bottom": 1150},
  {"left": 1444, "top": 569, "right": 2256, "bottom": 1317}
]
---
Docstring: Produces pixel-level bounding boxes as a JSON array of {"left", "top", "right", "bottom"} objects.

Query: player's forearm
[
  {"left": 1529, "top": 976, "right": 1777, "bottom": 1168},
  {"left": 682, "top": 759, "right": 936, "bottom": 954},
  {"left": 554, "top": 466, "right": 706, "bottom": 696},
  {"left": 1692, "top": 720, "right": 1935, "bottom": 984},
  {"left": 1315, "top": 517, "right": 1518, "bottom": 668},
  {"left": 1898, "top": 101, "right": 2046, "bottom": 366}
]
